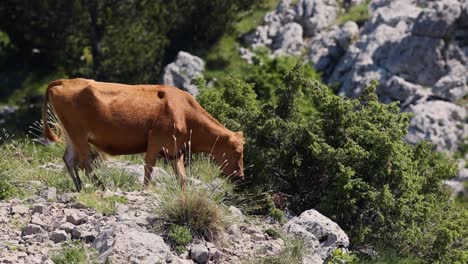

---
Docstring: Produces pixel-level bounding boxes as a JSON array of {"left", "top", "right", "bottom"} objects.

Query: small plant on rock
[{"left": 168, "top": 224, "right": 193, "bottom": 254}]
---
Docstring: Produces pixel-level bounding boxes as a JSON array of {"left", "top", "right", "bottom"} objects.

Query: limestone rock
[
  {"left": 405, "top": 100, "right": 467, "bottom": 152},
  {"left": 283, "top": 209, "right": 349, "bottom": 261},
  {"left": 65, "top": 210, "right": 87, "bottom": 225},
  {"left": 162, "top": 51, "right": 205, "bottom": 96},
  {"left": 50, "top": 230, "right": 68, "bottom": 243},
  {"left": 294, "top": 0, "right": 340, "bottom": 36},
  {"left": 190, "top": 244, "right": 210, "bottom": 264}
]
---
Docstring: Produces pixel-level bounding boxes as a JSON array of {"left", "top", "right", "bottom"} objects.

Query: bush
[{"left": 197, "top": 63, "right": 468, "bottom": 262}]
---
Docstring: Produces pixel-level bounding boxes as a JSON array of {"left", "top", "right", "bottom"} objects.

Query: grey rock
[
  {"left": 190, "top": 244, "right": 211, "bottom": 264},
  {"left": 162, "top": 51, "right": 205, "bottom": 95},
  {"left": 433, "top": 74, "right": 468, "bottom": 101},
  {"left": 94, "top": 223, "right": 171, "bottom": 264},
  {"left": 39, "top": 187, "right": 57, "bottom": 201},
  {"left": 272, "top": 22, "right": 304, "bottom": 56},
  {"left": 92, "top": 227, "right": 116, "bottom": 255},
  {"left": 50, "top": 230, "right": 68, "bottom": 243},
  {"left": 30, "top": 215, "right": 47, "bottom": 228},
  {"left": 59, "top": 222, "right": 76, "bottom": 234},
  {"left": 11, "top": 205, "right": 29, "bottom": 215},
  {"left": 283, "top": 209, "right": 349, "bottom": 261},
  {"left": 383, "top": 76, "right": 431, "bottom": 107},
  {"left": 308, "top": 21, "right": 358, "bottom": 77},
  {"left": 412, "top": 0, "right": 462, "bottom": 38},
  {"left": 58, "top": 193, "right": 76, "bottom": 203},
  {"left": 72, "top": 227, "right": 83, "bottom": 239},
  {"left": 405, "top": 100, "right": 467, "bottom": 152},
  {"left": 65, "top": 210, "right": 87, "bottom": 225},
  {"left": 240, "top": 48, "right": 256, "bottom": 64},
  {"left": 294, "top": 0, "right": 340, "bottom": 36},
  {"left": 31, "top": 204, "right": 47, "bottom": 215},
  {"left": 22, "top": 224, "right": 43, "bottom": 236}
]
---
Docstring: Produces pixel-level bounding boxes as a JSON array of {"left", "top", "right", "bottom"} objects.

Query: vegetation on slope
[{"left": 197, "top": 63, "right": 468, "bottom": 263}]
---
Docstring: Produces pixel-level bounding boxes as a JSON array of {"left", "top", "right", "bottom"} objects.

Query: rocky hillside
[
  {"left": 163, "top": 0, "right": 467, "bottom": 195},
  {"left": 0, "top": 160, "right": 349, "bottom": 264}
]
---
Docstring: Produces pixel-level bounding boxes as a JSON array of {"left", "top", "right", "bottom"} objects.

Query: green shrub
[
  {"left": 265, "top": 228, "right": 282, "bottom": 239},
  {"left": 327, "top": 248, "right": 359, "bottom": 264},
  {"left": 268, "top": 208, "right": 286, "bottom": 224},
  {"left": 197, "top": 63, "right": 468, "bottom": 262},
  {"left": 168, "top": 224, "right": 193, "bottom": 253}
]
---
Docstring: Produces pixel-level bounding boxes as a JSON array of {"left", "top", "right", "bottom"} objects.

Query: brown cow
[{"left": 42, "top": 78, "right": 244, "bottom": 191}]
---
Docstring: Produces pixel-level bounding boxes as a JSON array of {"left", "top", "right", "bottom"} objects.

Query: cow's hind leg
[{"left": 63, "top": 144, "right": 82, "bottom": 192}]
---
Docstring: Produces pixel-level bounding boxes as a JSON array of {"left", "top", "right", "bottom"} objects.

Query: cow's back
[{"left": 48, "top": 78, "right": 179, "bottom": 155}]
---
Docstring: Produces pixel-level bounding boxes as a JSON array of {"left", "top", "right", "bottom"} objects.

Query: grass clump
[
  {"left": 0, "top": 173, "right": 17, "bottom": 200},
  {"left": 337, "top": 1, "right": 370, "bottom": 26},
  {"left": 256, "top": 238, "right": 306, "bottom": 264},
  {"left": 265, "top": 228, "right": 282, "bottom": 239},
  {"left": 51, "top": 241, "right": 97, "bottom": 264},
  {"left": 168, "top": 224, "right": 193, "bottom": 254},
  {"left": 154, "top": 174, "right": 231, "bottom": 243},
  {"left": 77, "top": 191, "right": 128, "bottom": 215}
]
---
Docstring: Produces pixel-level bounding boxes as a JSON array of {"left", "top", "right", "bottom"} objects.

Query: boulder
[
  {"left": 294, "top": 0, "right": 340, "bottom": 36},
  {"left": 308, "top": 21, "right": 359, "bottom": 77},
  {"left": 93, "top": 223, "right": 171, "bottom": 264},
  {"left": 283, "top": 209, "right": 349, "bottom": 262},
  {"left": 162, "top": 51, "right": 205, "bottom": 96},
  {"left": 405, "top": 100, "right": 467, "bottom": 152},
  {"left": 39, "top": 187, "right": 57, "bottom": 201},
  {"left": 412, "top": 0, "right": 462, "bottom": 38},
  {"left": 190, "top": 244, "right": 211, "bottom": 264},
  {"left": 22, "top": 224, "right": 43, "bottom": 236},
  {"left": 50, "top": 230, "right": 68, "bottom": 243},
  {"left": 65, "top": 210, "right": 87, "bottom": 225},
  {"left": 272, "top": 22, "right": 304, "bottom": 56}
]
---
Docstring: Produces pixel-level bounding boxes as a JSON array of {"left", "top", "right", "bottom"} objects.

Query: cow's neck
[{"left": 189, "top": 118, "right": 234, "bottom": 167}]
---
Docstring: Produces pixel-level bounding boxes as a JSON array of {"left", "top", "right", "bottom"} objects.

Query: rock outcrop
[
  {"left": 328, "top": 0, "right": 468, "bottom": 153},
  {"left": 284, "top": 209, "right": 349, "bottom": 263},
  {"left": 162, "top": 51, "right": 205, "bottom": 96},
  {"left": 243, "top": 0, "right": 468, "bottom": 157}
]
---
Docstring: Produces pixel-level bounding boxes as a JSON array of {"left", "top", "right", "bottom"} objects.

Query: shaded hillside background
[{"left": 0, "top": 0, "right": 467, "bottom": 263}]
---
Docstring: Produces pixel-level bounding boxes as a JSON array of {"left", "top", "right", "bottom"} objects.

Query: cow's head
[{"left": 222, "top": 131, "right": 245, "bottom": 182}]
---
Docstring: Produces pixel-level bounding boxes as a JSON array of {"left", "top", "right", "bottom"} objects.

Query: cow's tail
[{"left": 42, "top": 80, "right": 62, "bottom": 143}]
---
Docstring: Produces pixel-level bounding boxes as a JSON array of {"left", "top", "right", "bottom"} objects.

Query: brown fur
[{"left": 42, "top": 78, "right": 245, "bottom": 191}]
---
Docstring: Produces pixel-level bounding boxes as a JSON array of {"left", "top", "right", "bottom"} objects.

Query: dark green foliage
[
  {"left": 168, "top": 224, "right": 193, "bottom": 253},
  {"left": 197, "top": 63, "right": 468, "bottom": 262},
  {"left": 265, "top": 228, "right": 281, "bottom": 239},
  {"left": 268, "top": 208, "right": 286, "bottom": 223}
]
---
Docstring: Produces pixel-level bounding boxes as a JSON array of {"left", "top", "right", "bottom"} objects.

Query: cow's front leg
[
  {"left": 144, "top": 130, "right": 161, "bottom": 187},
  {"left": 170, "top": 153, "right": 187, "bottom": 190}
]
